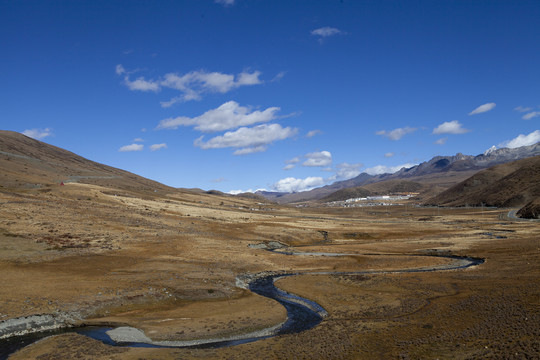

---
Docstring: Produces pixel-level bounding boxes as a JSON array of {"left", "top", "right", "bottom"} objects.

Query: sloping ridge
[
  {"left": 425, "top": 155, "right": 540, "bottom": 217},
  {"left": 0, "top": 130, "right": 173, "bottom": 194}
]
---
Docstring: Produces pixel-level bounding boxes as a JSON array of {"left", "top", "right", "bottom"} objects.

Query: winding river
[{"left": 0, "top": 253, "right": 483, "bottom": 359}]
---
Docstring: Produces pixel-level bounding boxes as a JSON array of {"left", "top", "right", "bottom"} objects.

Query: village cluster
[{"left": 326, "top": 194, "right": 418, "bottom": 208}]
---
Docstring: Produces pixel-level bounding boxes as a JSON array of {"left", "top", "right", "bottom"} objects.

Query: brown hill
[
  {"left": 0, "top": 130, "right": 174, "bottom": 195},
  {"left": 361, "top": 180, "right": 424, "bottom": 195},
  {"left": 425, "top": 156, "right": 540, "bottom": 213}
]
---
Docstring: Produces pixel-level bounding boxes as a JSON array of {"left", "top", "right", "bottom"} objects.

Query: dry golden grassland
[{"left": 1, "top": 183, "right": 539, "bottom": 359}]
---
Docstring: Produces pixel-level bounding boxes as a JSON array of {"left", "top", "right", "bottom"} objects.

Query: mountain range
[{"left": 257, "top": 143, "right": 540, "bottom": 204}]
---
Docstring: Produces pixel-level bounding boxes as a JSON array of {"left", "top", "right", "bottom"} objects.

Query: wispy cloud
[
  {"left": 311, "top": 26, "right": 344, "bottom": 38},
  {"left": 365, "top": 163, "right": 417, "bottom": 175},
  {"left": 433, "top": 120, "right": 470, "bottom": 135},
  {"left": 150, "top": 143, "right": 167, "bottom": 151},
  {"left": 124, "top": 76, "right": 160, "bottom": 92},
  {"left": 157, "top": 101, "right": 280, "bottom": 132},
  {"left": 285, "top": 156, "right": 300, "bottom": 164},
  {"left": 469, "top": 102, "right": 496, "bottom": 115},
  {"left": 499, "top": 130, "right": 540, "bottom": 148},
  {"left": 330, "top": 162, "right": 363, "bottom": 181},
  {"left": 271, "top": 71, "right": 286, "bottom": 82},
  {"left": 306, "top": 129, "right": 322, "bottom": 138},
  {"left": 272, "top": 176, "right": 325, "bottom": 193},
  {"left": 194, "top": 124, "right": 297, "bottom": 155},
  {"left": 233, "top": 146, "right": 267, "bottom": 155},
  {"left": 22, "top": 128, "right": 52, "bottom": 140},
  {"left": 119, "top": 143, "right": 144, "bottom": 152},
  {"left": 283, "top": 156, "right": 300, "bottom": 170},
  {"left": 115, "top": 64, "right": 126, "bottom": 75},
  {"left": 376, "top": 126, "right": 417, "bottom": 140},
  {"left": 118, "top": 65, "right": 263, "bottom": 106},
  {"left": 384, "top": 152, "right": 394, "bottom": 158},
  {"left": 515, "top": 106, "right": 532, "bottom": 113},
  {"left": 215, "top": 0, "right": 235, "bottom": 6},
  {"left": 303, "top": 151, "right": 332, "bottom": 167},
  {"left": 434, "top": 137, "right": 448, "bottom": 145},
  {"left": 283, "top": 164, "right": 295, "bottom": 171},
  {"left": 522, "top": 111, "right": 540, "bottom": 120}
]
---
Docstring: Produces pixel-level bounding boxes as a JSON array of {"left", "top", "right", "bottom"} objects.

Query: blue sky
[{"left": 2, "top": 0, "right": 540, "bottom": 193}]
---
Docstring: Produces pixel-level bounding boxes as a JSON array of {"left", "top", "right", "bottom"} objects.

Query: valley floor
[{"left": 1, "top": 183, "right": 539, "bottom": 359}]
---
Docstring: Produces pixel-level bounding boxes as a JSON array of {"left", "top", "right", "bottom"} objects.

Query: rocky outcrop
[
  {"left": 0, "top": 313, "right": 76, "bottom": 339},
  {"left": 517, "top": 200, "right": 540, "bottom": 219}
]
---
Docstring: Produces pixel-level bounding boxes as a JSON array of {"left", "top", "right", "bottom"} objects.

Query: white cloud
[
  {"left": 283, "top": 164, "right": 295, "bottom": 171},
  {"left": 469, "top": 102, "right": 496, "bottom": 115},
  {"left": 233, "top": 146, "right": 267, "bottom": 155},
  {"left": 133, "top": 138, "right": 144, "bottom": 142},
  {"left": 376, "top": 126, "right": 417, "bottom": 140},
  {"left": 515, "top": 106, "right": 532, "bottom": 113},
  {"left": 22, "top": 128, "right": 52, "bottom": 140},
  {"left": 150, "top": 143, "right": 167, "bottom": 151},
  {"left": 283, "top": 157, "right": 300, "bottom": 170},
  {"left": 237, "top": 71, "right": 263, "bottom": 86},
  {"left": 311, "top": 26, "right": 343, "bottom": 38},
  {"left": 228, "top": 188, "right": 268, "bottom": 195},
  {"left": 119, "top": 143, "right": 144, "bottom": 152},
  {"left": 499, "top": 130, "right": 540, "bottom": 149},
  {"left": 115, "top": 64, "right": 126, "bottom": 75},
  {"left": 272, "top": 176, "right": 325, "bottom": 193},
  {"left": 333, "top": 162, "right": 363, "bottom": 180},
  {"left": 118, "top": 65, "right": 263, "bottom": 106},
  {"left": 433, "top": 120, "right": 470, "bottom": 135},
  {"left": 306, "top": 129, "right": 322, "bottom": 138},
  {"left": 435, "top": 137, "right": 448, "bottom": 145},
  {"left": 194, "top": 124, "right": 298, "bottom": 154},
  {"left": 285, "top": 156, "right": 300, "bottom": 164},
  {"left": 303, "top": 151, "right": 332, "bottom": 167},
  {"left": 384, "top": 152, "right": 394, "bottom": 158},
  {"left": 215, "top": 0, "right": 235, "bottom": 6},
  {"left": 157, "top": 101, "right": 279, "bottom": 132},
  {"left": 523, "top": 111, "right": 540, "bottom": 120},
  {"left": 271, "top": 71, "right": 286, "bottom": 82},
  {"left": 365, "top": 163, "right": 417, "bottom": 175},
  {"left": 124, "top": 76, "right": 160, "bottom": 92}
]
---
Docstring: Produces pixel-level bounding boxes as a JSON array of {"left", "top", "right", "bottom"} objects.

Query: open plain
[{"left": 1, "top": 180, "right": 539, "bottom": 359}]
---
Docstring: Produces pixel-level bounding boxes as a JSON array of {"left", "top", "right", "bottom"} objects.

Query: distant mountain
[
  {"left": 257, "top": 143, "right": 540, "bottom": 204},
  {"left": 425, "top": 155, "right": 540, "bottom": 216},
  {"left": 390, "top": 143, "right": 540, "bottom": 179}
]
